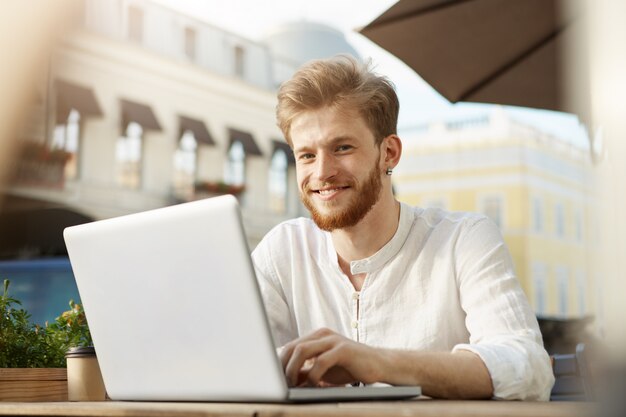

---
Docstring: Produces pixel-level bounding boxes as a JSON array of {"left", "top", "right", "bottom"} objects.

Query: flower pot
[{"left": 65, "top": 347, "right": 106, "bottom": 401}]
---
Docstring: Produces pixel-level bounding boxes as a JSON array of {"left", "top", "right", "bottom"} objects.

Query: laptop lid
[{"left": 64, "top": 195, "right": 288, "bottom": 401}]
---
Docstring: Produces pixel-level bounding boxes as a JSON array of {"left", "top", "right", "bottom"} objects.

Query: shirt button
[
  {"left": 351, "top": 321, "right": 359, "bottom": 329},
  {"left": 352, "top": 292, "right": 360, "bottom": 300}
]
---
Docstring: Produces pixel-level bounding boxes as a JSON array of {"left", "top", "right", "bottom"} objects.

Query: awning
[
  {"left": 55, "top": 79, "right": 103, "bottom": 124},
  {"left": 179, "top": 116, "right": 214, "bottom": 145},
  {"left": 227, "top": 128, "right": 262, "bottom": 156},
  {"left": 272, "top": 139, "right": 295, "bottom": 165},
  {"left": 120, "top": 99, "right": 162, "bottom": 132}
]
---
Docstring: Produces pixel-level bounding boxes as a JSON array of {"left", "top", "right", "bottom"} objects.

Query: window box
[
  {"left": 0, "top": 368, "right": 67, "bottom": 402},
  {"left": 194, "top": 181, "right": 245, "bottom": 196},
  {"left": 12, "top": 142, "right": 71, "bottom": 189}
]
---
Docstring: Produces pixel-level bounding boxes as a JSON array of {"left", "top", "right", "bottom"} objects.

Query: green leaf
[{"left": 0, "top": 279, "right": 92, "bottom": 368}]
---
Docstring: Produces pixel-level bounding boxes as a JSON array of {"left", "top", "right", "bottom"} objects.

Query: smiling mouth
[{"left": 315, "top": 186, "right": 350, "bottom": 196}]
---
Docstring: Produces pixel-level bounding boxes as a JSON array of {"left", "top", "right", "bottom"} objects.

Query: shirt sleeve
[
  {"left": 251, "top": 234, "right": 298, "bottom": 348},
  {"left": 451, "top": 216, "right": 555, "bottom": 401}
]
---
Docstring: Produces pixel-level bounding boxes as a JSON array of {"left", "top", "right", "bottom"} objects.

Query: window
[
  {"left": 128, "top": 6, "right": 143, "bottom": 43},
  {"left": 555, "top": 203, "right": 565, "bottom": 238},
  {"left": 234, "top": 45, "right": 245, "bottom": 78},
  {"left": 576, "top": 269, "right": 586, "bottom": 315},
  {"left": 269, "top": 149, "right": 288, "bottom": 213},
  {"left": 556, "top": 266, "right": 569, "bottom": 315},
  {"left": 532, "top": 197, "right": 543, "bottom": 233},
  {"left": 224, "top": 140, "right": 245, "bottom": 186},
  {"left": 51, "top": 108, "right": 80, "bottom": 180},
  {"left": 173, "top": 130, "right": 197, "bottom": 197},
  {"left": 184, "top": 27, "right": 196, "bottom": 60},
  {"left": 115, "top": 122, "right": 143, "bottom": 189},
  {"left": 480, "top": 195, "right": 503, "bottom": 229},
  {"left": 575, "top": 209, "right": 583, "bottom": 242},
  {"left": 532, "top": 262, "right": 547, "bottom": 315}
]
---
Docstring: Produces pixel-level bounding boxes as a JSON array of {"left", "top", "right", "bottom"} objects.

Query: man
[{"left": 252, "top": 55, "right": 554, "bottom": 400}]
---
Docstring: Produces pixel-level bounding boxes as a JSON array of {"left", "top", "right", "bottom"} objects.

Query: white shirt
[{"left": 252, "top": 202, "right": 554, "bottom": 400}]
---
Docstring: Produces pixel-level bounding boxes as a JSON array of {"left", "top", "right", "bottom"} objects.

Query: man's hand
[
  {"left": 280, "top": 328, "right": 384, "bottom": 387},
  {"left": 280, "top": 328, "right": 494, "bottom": 398}
]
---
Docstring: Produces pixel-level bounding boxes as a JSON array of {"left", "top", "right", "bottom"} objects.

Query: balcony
[{"left": 11, "top": 142, "right": 71, "bottom": 190}]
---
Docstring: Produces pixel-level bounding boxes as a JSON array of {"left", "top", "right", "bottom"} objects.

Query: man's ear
[{"left": 381, "top": 134, "right": 402, "bottom": 168}]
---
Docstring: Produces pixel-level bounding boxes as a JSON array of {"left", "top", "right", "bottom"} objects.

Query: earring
[{"left": 385, "top": 168, "right": 393, "bottom": 176}]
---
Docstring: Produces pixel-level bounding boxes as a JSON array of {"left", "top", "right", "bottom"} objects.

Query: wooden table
[{"left": 0, "top": 400, "right": 596, "bottom": 417}]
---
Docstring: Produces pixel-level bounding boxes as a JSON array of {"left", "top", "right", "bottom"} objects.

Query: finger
[
  {"left": 280, "top": 328, "right": 335, "bottom": 371},
  {"left": 286, "top": 340, "right": 334, "bottom": 387},
  {"left": 305, "top": 346, "right": 356, "bottom": 386},
  {"left": 280, "top": 340, "right": 297, "bottom": 371},
  {"left": 285, "top": 338, "right": 336, "bottom": 387},
  {"left": 318, "top": 380, "right": 346, "bottom": 388},
  {"left": 295, "top": 359, "right": 315, "bottom": 387}
]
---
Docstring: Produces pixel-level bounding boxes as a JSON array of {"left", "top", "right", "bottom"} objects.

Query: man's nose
[{"left": 314, "top": 153, "right": 338, "bottom": 183}]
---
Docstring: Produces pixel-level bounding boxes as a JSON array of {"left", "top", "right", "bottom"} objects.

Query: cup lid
[{"left": 65, "top": 346, "right": 96, "bottom": 358}]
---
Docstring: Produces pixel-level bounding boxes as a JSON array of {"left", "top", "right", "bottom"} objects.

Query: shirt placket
[{"left": 350, "top": 291, "right": 360, "bottom": 342}]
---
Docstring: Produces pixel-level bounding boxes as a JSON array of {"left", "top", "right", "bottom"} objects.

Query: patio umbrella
[{"left": 360, "top": 0, "right": 588, "bottom": 119}]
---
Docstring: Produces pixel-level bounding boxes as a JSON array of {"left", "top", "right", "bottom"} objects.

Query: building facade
[
  {"left": 395, "top": 108, "right": 595, "bottom": 318},
  {"left": 9, "top": 0, "right": 333, "bottom": 247}
]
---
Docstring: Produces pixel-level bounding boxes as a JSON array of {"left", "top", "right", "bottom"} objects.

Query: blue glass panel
[{"left": 0, "top": 257, "right": 79, "bottom": 325}]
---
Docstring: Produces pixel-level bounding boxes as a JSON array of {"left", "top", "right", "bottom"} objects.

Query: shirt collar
[{"left": 324, "top": 202, "right": 416, "bottom": 275}]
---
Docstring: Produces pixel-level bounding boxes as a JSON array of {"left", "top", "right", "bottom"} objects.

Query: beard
[{"left": 300, "top": 162, "right": 383, "bottom": 232}]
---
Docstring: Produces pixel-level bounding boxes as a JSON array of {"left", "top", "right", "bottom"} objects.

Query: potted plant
[
  {"left": 0, "top": 279, "right": 104, "bottom": 401},
  {"left": 0, "top": 279, "right": 67, "bottom": 401}
]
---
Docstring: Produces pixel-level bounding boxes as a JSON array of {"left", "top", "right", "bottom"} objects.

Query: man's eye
[
  {"left": 299, "top": 153, "right": 315, "bottom": 160},
  {"left": 336, "top": 145, "right": 352, "bottom": 152}
]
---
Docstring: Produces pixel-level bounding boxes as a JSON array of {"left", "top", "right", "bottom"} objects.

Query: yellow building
[{"left": 395, "top": 108, "right": 595, "bottom": 319}]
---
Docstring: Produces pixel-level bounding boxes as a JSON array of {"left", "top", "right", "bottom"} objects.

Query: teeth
[{"left": 319, "top": 189, "right": 340, "bottom": 195}]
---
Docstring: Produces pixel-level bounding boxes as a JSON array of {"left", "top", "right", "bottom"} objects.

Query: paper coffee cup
[{"left": 65, "top": 347, "right": 106, "bottom": 401}]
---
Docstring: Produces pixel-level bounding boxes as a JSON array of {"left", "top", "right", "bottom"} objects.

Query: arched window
[
  {"left": 52, "top": 108, "right": 81, "bottom": 180},
  {"left": 224, "top": 140, "right": 245, "bottom": 186},
  {"left": 116, "top": 122, "right": 143, "bottom": 189},
  {"left": 269, "top": 149, "right": 288, "bottom": 213},
  {"left": 173, "top": 130, "right": 198, "bottom": 195}
]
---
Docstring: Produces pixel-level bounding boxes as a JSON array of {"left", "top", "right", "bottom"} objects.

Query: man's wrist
[{"left": 373, "top": 347, "right": 407, "bottom": 386}]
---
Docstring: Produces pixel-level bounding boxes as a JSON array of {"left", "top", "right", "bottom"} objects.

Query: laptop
[{"left": 63, "top": 195, "right": 421, "bottom": 402}]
